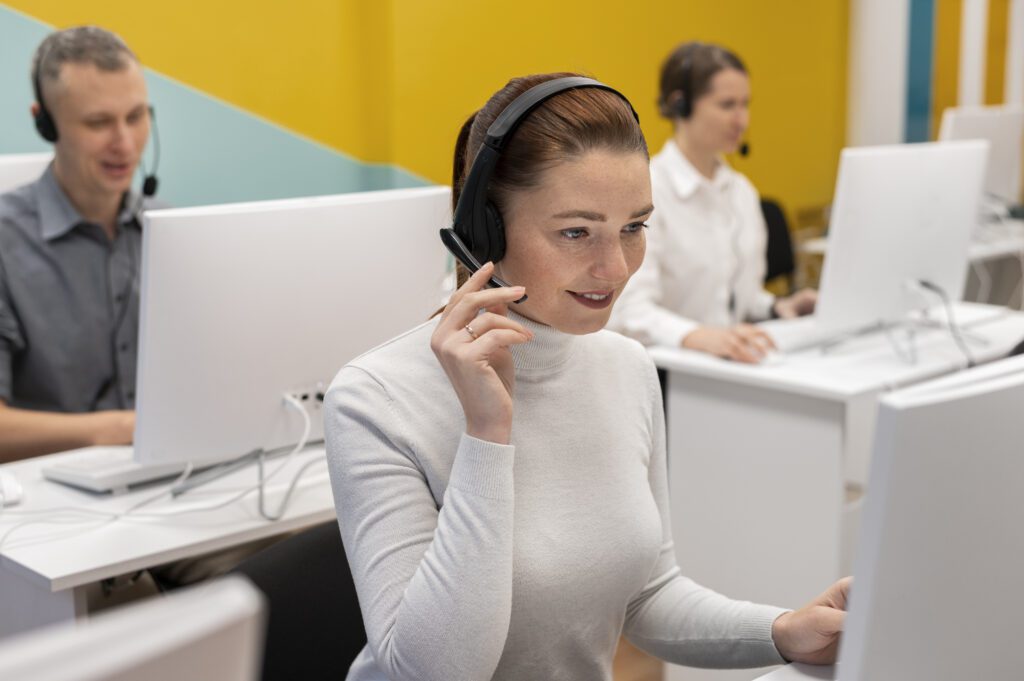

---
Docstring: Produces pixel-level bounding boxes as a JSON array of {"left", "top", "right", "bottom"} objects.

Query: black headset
[
  {"left": 439, "top": 76, "right": 639, "bottom": 302},
  {"left": 32, "top": 63, "right": 160, "bottom": 198}
]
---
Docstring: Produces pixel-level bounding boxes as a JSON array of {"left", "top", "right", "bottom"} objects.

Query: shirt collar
[
  {"left": 36, "top": 163, "right": 141, "bottom": 241},
  {"left": 659, "top": 139, "right": 735, "bottom": 200}
]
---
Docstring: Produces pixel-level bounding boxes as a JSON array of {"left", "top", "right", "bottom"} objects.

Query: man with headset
[{"left": 0, "top": 26, "right": 160, "bottom": 461}]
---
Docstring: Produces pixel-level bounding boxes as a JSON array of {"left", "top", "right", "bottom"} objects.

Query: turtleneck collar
[{"left": 506, "top": 309, "right": 578, "bottom": 376}]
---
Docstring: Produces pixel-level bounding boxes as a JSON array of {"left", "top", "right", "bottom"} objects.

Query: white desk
[
  {"left": 0, "top": 446, "right": 335, "bottom": 638},
  {"left": 753, "top": 664, "right": 834, "bottom": 680},
  {"left": 653, "top": 303, "right": 1024, "bottom": 681}
]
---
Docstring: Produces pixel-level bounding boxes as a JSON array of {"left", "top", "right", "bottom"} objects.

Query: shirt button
[
  {"left": 126, "top": 390, "right": 135, "bottom": 400},
  {"left": 116, "top": 294, "right": 125, "bottom": 303},
  {"left": 120, "top": 342, "right": 130, "bottom": 352}
]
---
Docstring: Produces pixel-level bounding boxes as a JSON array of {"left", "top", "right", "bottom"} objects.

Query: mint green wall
[{"left": 0, "top": 5, "right": 427, "bottom": 206}]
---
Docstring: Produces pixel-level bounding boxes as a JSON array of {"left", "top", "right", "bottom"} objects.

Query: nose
[
  {"left": 110, "top": 120, "right": 136, "bottom": 154},
  {"left": 589, "top": 239, "right": 631, "bottom": 283}
]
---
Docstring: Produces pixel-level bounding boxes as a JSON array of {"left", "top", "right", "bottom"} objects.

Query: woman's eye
[
  {"left": 624, "top": 222, "right": 649, "bottom": 234},
  {"left": 560, "top": 228, "right": 587, "bottom": 240}
]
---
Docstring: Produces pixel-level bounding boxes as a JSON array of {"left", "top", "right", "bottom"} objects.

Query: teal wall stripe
[
  {"left": 0, "top": 6, "right": 428, "bottom": 206},
  {"left": 905, "top": 0, "right": 936, "bottom": 142}
]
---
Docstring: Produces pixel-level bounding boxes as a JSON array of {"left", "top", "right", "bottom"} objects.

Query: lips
[
  {"left": 567, "top": 289, "right": 614, "bottom": 310},
  {"left": 100, "top": 161, "right": 132, "bottom": 178}
]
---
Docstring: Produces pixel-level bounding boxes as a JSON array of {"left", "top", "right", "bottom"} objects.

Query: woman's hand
[
  {"left": 681, "top": 324, "right": 775, "bottom": 363},
  {"left": 771, "top": 576, "right": 852, "bottom": 665},
  {"left": 430, "top": 262, "right": 533, "bottom": 445},
  {"left": 773, "top": 288, "right": 818, "bottom": 319}
]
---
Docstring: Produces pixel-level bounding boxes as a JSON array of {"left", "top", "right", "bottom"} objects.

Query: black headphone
[
  {"left": 32, "top": 65, "right": 160, "bottom": 198},
  {"left": 439, "top": 76, "right": 640, "bottom": 301}
]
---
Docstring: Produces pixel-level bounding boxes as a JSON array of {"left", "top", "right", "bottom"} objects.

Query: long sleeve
[
  {"left": 611, "top": 207, "right": 700, "bottom": 348},
  {"left": 622, "top": 364, "right": 788, "bottom": 668},
  {"left": 325, "top": 365, "right": 516, "bottom": 681}
]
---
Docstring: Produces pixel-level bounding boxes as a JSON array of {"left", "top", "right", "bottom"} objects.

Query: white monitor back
[
  {"left": 0, "top": 576, "right": 264, "bottom": 681},
  {"left": 815, "top": 141, "right": 987, "bottom": 335},
  {"left": 136, "top": 186, "right": 451, "bottom": 464},
  {"left": 0, "top": 152, "right": 51, "bottom": 193},
  {"left": 939, "top": 105, "right": 1024, "bottom": 204},
  {"left": 838, "top": 354, "right": 1024, "bottom": 681}
]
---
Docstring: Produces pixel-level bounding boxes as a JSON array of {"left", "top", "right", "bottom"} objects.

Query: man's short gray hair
[{"left": 32, "top": 26, "right": 138, "bottom": 100}]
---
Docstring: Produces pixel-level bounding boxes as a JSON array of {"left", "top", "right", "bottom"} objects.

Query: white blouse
[{"left": 609, "top": 139, "right": 775, "bottom": 347}]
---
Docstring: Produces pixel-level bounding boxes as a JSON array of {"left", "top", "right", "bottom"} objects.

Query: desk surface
[
  {"left": 650, "top": 303, "right": 1024, "bottom": 402},
  {"left": 753, "top": 664, "right": 834, "bottom": 680},
  {"left": 0, "top": 446, "right": 335, "bottom": 592}
]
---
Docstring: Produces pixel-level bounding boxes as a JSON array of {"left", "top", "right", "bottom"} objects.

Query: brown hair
[
  {"left": 449, "top": 72, "right": 648, "bottom": 288},
  {"left": 657, "top": 42, "right": 746, "bottom": 119}
]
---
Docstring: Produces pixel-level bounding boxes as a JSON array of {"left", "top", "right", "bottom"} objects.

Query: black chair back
[
  {"left": 761, "top": 198, "right": 796, "bottom": 292},
  {"left": 232, "top": 522, "right": 366, "bottom": 681}
]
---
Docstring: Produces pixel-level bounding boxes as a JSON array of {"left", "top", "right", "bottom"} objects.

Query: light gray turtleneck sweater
[{"left": 324, "top": 312, "right": 787, "bottom": 681}]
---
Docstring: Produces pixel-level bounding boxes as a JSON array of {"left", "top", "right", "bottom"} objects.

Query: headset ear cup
[
  {"left": 35, "top": 110, "right": 57, "bottom": 142},
  {"left": 484, "top": 201, "right": 506, "bottom": 263},
  {"left": 675, "top": 95, "right": 690, "bottom": 119}
]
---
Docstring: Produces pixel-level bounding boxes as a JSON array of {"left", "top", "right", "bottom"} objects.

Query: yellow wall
[
  {"left": 389, "top": 0, "right": 849, "bottom": 217},
  {"left": 9, "top": 0, "right": 849, "bottom": 216}
]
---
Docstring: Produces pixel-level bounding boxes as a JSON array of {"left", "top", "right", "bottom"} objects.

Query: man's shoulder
[{"left": 0, "top": 183, "right": 41, "bottom": 245}]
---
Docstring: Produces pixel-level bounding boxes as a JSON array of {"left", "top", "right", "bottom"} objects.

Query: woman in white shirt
[
  {"left": 324, "top": 72, "right": 848, "bottom": 680},
  {"left": 611, "top": 42, "right": 816, "bottom": 362}
]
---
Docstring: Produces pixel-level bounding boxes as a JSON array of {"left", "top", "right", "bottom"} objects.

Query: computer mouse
[
  {"left": 0, "top": 471, "right": 24, "bottom": 506},
  {"left": 759, "top": 351, "right": 785, "bottom": 367}
]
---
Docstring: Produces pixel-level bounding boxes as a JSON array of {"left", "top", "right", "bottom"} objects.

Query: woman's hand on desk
[
  {"left": 771, "top": 576, "right": 852, "bottom": 665},
  {"left": 681, "top": 324, "right": 775, "bottom": 363},
  {"left": 431, "top": 262, "right": 533, "bottom": 445},
  {"left": 772, "top": 289, "right": 818, "bottom": 319}
]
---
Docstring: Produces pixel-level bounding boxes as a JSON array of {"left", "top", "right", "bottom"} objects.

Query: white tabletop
[
  {"left": 650, "top": 303, "right": 1024, "bottom": 402},
  {"left": 0, "top": 446, "right": 336, "bottom": 591},
  {"left": 754, "top": 664, "right": 835, "bottom": 680}
]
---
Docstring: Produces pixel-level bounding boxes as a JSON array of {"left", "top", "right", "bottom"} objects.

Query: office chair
[
  {"left": 231, "top": 522, "right": 366, "bottom": 681},
  {"left": 761, "top": 198, "right": 796, "bottom": 294}
]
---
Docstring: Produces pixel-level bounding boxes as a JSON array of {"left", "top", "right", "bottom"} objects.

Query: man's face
[{"left": 44, "top": 60, "right": 150, "bottom": 202}]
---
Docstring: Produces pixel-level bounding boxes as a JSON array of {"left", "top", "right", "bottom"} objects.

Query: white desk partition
[
  {"left": 0, "top": 576, "right": 264, "bottom": 681},
  {"left": 0, "top": 152, "right": 51, "bottom": 193}
]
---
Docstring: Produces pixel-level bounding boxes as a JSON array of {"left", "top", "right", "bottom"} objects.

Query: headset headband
[{"left": 452, "top": 76, "right": 640, "bottom": 263}]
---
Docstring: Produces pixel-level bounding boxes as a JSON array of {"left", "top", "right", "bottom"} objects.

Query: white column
[
  {"left": 959, "top": 0, "right": 990, "bottom": 106},
  {"left": 847, "top": 0, "right": 911, "bottom": 146},
  {"left": 1007, "top": 0, "right": 1024, "bottom": 105}
]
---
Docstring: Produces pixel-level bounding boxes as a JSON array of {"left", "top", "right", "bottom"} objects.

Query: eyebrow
[{"left": 552, "top": 205, "right": 655, "bottom": 221}]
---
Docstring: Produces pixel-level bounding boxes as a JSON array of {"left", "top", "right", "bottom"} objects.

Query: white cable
[
  {"left": 917, "top": 280, "right": 977, "bottom": 368},
  {"left": 970, "top": 259, "right": 994, "bottom": 303},
  {"left": 1, "top": 394, "right": 317, "bottom": 548},
  {"left": 126, "top": 393, "right": 314, "bottom": 519},
  {"left": 0, "top": 463, "right": 195, "bottom": 551}
]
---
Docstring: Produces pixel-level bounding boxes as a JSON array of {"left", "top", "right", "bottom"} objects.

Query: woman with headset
[
  {"left": 610, "top": 42, "right": 816, "bottom": 363},
  {"left": 324, "top": 73, "right": 847, "bottom": 680}
]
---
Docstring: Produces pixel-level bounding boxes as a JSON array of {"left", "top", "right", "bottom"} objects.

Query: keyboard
[{"left": 42, "top": 446, "right": 189, "bottom": 494}]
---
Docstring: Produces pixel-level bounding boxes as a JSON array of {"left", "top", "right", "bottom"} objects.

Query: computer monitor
[
  {"left": 814, "top": 140, "right": 988, "bottom": 336},
  {"left": 837, "top": 354, "right": 1024, "bottom": 680},
  {"left": 0, "top": 576, "right": 265, "bottom": 681},
  {"left": 0, "top": 152, "right": 51, "bottom": 193},
  {"left": 134, "top": 186, "right": 451, "bottom": 464},
  {"left": 938, "top": 104, "right": 1024, "bottom": 205}
]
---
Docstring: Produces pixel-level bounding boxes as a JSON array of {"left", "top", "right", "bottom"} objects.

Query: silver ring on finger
[{"left": 464, "top": 324, "right": 479, "bottom": 340}]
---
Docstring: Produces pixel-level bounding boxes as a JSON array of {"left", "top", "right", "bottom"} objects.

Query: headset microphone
[{"left": 739, "top": 141, "right": 750, "bottom": 157}]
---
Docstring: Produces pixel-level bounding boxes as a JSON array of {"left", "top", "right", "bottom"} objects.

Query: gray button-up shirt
[{"left": 0, "top": 164, "right": 155, "bottom": 413}]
